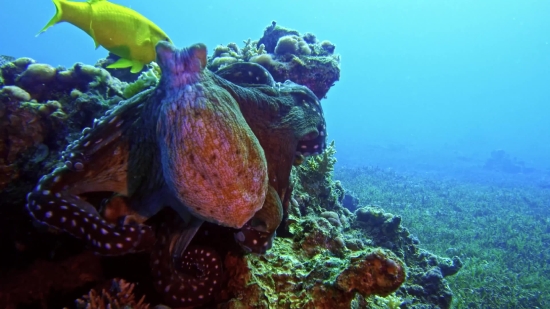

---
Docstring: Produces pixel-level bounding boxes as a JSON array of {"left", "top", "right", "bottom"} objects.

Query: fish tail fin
[{"left": 36, "top": 0, "right": 63, "bottom": 36}]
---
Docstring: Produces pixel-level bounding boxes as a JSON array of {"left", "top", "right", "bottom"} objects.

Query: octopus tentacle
[
  {"left": 234, "top": 185, "right": 282, "bottom": 254},
  {"left": 26, "top": 90, "right": 156, "bottom": 255},
  {"left": 151, "top": 212, "right": 222, "bottom": 308}
]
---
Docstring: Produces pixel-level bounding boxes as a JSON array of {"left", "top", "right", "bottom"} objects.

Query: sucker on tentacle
[
  {"left": 234, "top": 185, "right": 282, "bottom": 254},
  {"left": 26, "top": 90, "right": 157, "bottom": 255},
  {"left": 151, "top": 210, "right": 222, "bottom": 308}
]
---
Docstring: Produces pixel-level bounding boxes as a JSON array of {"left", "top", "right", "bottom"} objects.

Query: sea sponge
[
  {"left": 257, "top": 21, "right": 301, "bottom": 53},
  {"left": 274, "top": 35, "right": 299, "bottom": 55},
  {"left": 37, "top": 100, "right": 63, "bottom": 116}
]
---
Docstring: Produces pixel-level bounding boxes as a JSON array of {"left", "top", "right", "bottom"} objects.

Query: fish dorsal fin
[{"left": 87, "top": 0, "right": 107, "bottom": 4}]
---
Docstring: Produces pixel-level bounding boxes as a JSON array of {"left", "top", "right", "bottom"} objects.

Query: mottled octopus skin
[
  {"left": 26, "top": 90, "right": 156, "bottom": 255},
  {"left": 155, "top": 43, "right": 268, "bottom": 228},
  {"left": 26, "top": 42, "right": 269, "bottom": 256},
  {"left": 216, "top": 63, "right": 327, "bottom": 251},
  {"left": 26, "top": 42, "right": 327, "bottom": 305}
]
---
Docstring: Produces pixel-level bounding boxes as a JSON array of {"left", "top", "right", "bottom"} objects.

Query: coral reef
[
  {"left": 0, "top": 24, "right": 459, "bottom": 309},
  {"left": 208, "top": 21, "right": 340, "bottom": 99}
]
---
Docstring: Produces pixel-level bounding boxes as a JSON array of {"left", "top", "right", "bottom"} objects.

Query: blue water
[{"left": 2, "top": 0, "right": 549, "bottom": 181}]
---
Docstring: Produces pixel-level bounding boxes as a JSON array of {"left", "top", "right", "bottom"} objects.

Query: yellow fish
[{"left": 38, "top": 0, "right": 172, "bottom": 73}]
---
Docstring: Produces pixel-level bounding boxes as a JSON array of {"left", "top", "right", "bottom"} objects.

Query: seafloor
[{"left": 3, "top": 22, "right": 531, "bottom": 309}]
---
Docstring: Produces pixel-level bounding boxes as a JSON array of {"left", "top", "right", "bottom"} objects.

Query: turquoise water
[
  {"left": 2, "top": 1, "right": 550, "bottom": 307},
  {"left": 0, "top": 0, "right": 550, "bottom": 177},
  {"left": 3, "top": 0, "right": 549, "bottom": 178}
]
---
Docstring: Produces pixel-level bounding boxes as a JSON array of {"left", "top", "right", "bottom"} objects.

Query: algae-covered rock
[
  {"left": 0, "top": 85, "right": 31, "bottom": 102},
  {"left": 15, "top": 63, "right": 57, "bottom": 100},
  {"left": 1, "top": 57, "right": 36, "bottom": 86},
  {"left": 18, "top": 63, "right": 57, "bottom": 84},
  {"left": 356, "top": 206, "right": 402, "bottom": 235},
  {"left": 257, "top": 21, "right": 301, "bottom": 54},
  {"left": 0, "top": 85, "right": 45, "bottom": 190},
  {"left": 274, "top": 35, "right": 311, "bottom": 56},
  {"left": 207, "top": 21, "right": 340, "bottom": 99},
  {"left": 335, "top": 251, "right": 405, "bottom": 297}
]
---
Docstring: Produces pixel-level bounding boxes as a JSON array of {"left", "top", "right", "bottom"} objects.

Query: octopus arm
[
  {"left": 151, "top": 211, "right": 222, "bottom": 308},
  {"left": 234, "top": 185, "right": 282, "bottom": 254},
  {"left": 26, "top": 90, "right": 156, "bottom": 255}
]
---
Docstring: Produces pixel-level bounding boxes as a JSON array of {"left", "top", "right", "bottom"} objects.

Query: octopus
[{"left": 26, "top": 41, "right": 326, "bottom": 308}]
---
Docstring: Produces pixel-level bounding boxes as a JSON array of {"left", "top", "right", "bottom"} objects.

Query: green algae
[
  {"left": 336, "top": 166, "right": 550, "bottom": 308},
  {"left": 122, "top": 62, "right": 160, "bottom": 98}
]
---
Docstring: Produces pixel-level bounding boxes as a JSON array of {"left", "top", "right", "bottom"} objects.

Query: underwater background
[{"left": 1, "top": 0, "right": 549, "bottom": 308}]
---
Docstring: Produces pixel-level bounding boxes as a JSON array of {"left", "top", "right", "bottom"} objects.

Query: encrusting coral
[{"left": 335, "top": 250, "right": 405, "bottom": 297}]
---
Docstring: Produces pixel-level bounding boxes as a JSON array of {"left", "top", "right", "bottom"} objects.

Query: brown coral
[{"left": 336, "top": 251, "right": 406, "bottom": 297}]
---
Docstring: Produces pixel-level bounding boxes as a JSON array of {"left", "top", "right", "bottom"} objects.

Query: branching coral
[
  {"left": 75, "top": 279, "right": 149, "bottom": 309},
  {"left": 304, "top": 140, "right": 337, "bottom": 177},
  {"left": 122, "top": 62, "right": 161, "bottom": 98}
]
